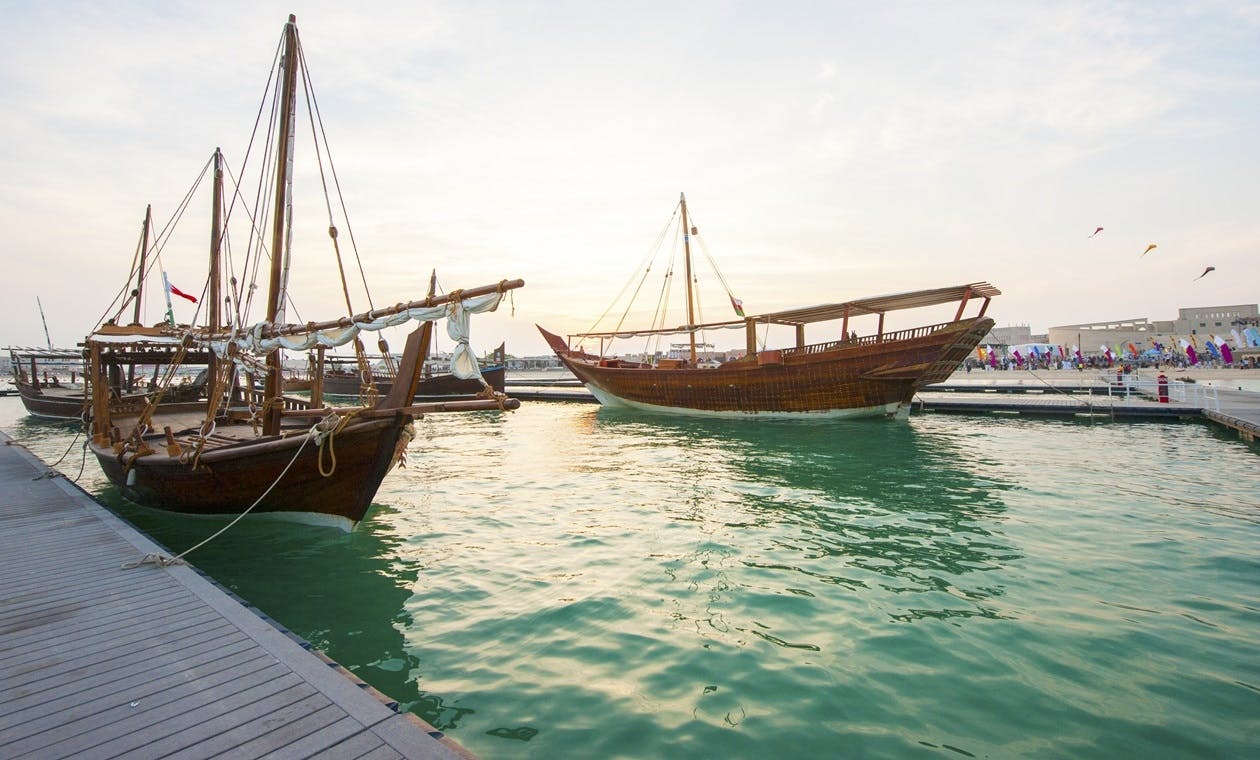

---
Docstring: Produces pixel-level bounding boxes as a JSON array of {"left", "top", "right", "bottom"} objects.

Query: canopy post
[
  {"left": 310, "top": 346, "right": 325, "bottom": 407},
  {"left": 953, "top": 287, "right": 973, "bottom": 321},
  {"left": 745, "top": 317, "right": 757, "bottom": 358},
  {"left": 841, "top": 306, "right": 850, "bottom": 338},
  {"left": 795, "top": 324, "right": 805, "bottom": 349},
  {"left": 978, "top": 297, "right": 992, "bottom": 317},
  {"left": 877, "top": 312, "right": 885, "bottom": 339}
]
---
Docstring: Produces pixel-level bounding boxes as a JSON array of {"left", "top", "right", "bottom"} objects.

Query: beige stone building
[{"left": 1047, "top": 304, "right": 1259, "bottom": 355}]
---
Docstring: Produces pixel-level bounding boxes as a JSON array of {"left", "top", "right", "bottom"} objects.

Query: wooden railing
[
  {"left": 241, "top": 387, "right": 314, "bottom": 411},
  {"left": 780, "top": 321, "right": 956, "bottom": 357}
]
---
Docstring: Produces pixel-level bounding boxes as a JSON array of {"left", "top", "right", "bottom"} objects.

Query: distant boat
[
  {"left": 9, "top": 271, "right": 207, "bottom": 420},
  {"left": 321, "top": 343, "right": 508, "bottom": 400},
  {"left": 539, "top": 193, "right": 998, "bottom": 419},
  {"left": 84, "top": 16, "right": 523, "bottom": 528},
  {"left": 7, "top": 347, "right": 92, "bottom": 419}
]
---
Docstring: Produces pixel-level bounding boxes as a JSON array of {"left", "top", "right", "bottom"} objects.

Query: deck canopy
[
  {"left": 573, "top": 282, "right": 1001, "bottom": 339},
  {"left": 6, "top": 347, "right": 87, "bottom": 360}
]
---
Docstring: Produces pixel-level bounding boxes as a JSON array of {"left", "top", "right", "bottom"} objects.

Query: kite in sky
[
  {"left": 1141, "top": 243, "right": 1157, "bottom": 257},
  {"left": 1089, "top": 226, "right": 1104, "bottom": 238},
  {"left": 1193, "top": 266, "right": 1215, "bottom": 281}
]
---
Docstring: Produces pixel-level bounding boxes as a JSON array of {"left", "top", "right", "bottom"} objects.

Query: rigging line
[
  {"left": 95, "top": 155, "right": 213, "bottom": 331},
  {"left": 129, "top": 421, "right": 320, "bottom": 568},
  {"left": 220, "top": 33, "right": 282, "bottom": 260},
  {"left": 297, "top": 47, "right": 358, "bottom": 317},
  {"left": 297, "top": 36, "right": 375, "bottom": 311},
  {"left": 585, "top": 206, "right": 679, "bottom": 337},
  {"left": 108, "top": 217, "right": 148, "bottom": 324},
  {"left": 217, "top": 164, "right": 259, "bottom": 328},
  {"left": 694, "top": 232, "right": 739, "bottom": 302},
  {"left": 226, "top": 50, "right": 284, "bottom": 328},
  {"left": 242, "top": 79, "right": 284, "bottom": 323},
  {"left": 103, "top": 220, "right": 151, "bottom": 327},
  {"left": 612, "top": 208, "right": 679, "bottom": 340},
  {"left": 642, "top": 222, "right": 680, "bottom": 360}
]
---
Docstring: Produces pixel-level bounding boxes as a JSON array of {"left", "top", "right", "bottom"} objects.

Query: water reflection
[
  {"left": 589, "top": 409, "right": 1021, "bottom": 626},
  {"left": 96, "top": 493, "right": 474, "bottom": 731}
]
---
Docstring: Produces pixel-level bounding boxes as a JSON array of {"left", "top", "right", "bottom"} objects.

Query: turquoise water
[{"left": 3, "top": 396, "right": 1259, "bottom": 758}]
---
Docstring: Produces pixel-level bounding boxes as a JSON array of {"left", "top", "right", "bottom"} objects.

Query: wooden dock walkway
[
  {"left": 507, "top": 377, "right": 1260, "bottom": 437},
  {"left": 0, "top": 431, "right": 471, "bottom": 759}
]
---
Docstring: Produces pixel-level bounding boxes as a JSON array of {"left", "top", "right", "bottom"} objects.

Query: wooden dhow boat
[
  {"left": 12, "top": 206, "right": 214, "bottom": 421},
  {"left": 539, "top": 194, "right": 997, "bottom": 419},
  {"left": 86, "top": 15, "right": 523, "bottom": 528},
  {"left": 7, "top": 347, "right": 91, "bottom": 420},
  {"left": 320, "top": 345, "right": 507, "bottom": 400}
]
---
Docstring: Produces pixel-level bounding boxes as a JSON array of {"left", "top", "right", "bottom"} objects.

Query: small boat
[
  {"left": 321, "top": 343, "right": 508, "bottom": 400},
  {"left": 85, "top": 15, "right": 523, "bottom": 528},
  {"left": 8, "top": 277, "right": 208, "bottom": 420},
  {"left": 7, "top": 347, "right": 91, "bottom": 419},
  {"left": 539, "top": 193, "right": 998, "bottom": 419}
]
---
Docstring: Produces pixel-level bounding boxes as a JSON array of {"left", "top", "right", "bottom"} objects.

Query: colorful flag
[
  {"left": 1221, "top": 343, "right": 1234, "bottom": 364},
  {"left": 168, "top": 280, "right": 198, "bottom": 303},
  {"left": 729, "top": 296, "right": 745, "bottom": 317}
]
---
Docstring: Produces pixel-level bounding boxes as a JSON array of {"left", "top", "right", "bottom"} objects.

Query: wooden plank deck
[{"left": 0, "top": 431, "right": 472, "bottom": 759}]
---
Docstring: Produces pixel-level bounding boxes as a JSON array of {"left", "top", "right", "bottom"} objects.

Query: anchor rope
[{"left": 123, "top": 414, "right": 328, "bottom": 569}]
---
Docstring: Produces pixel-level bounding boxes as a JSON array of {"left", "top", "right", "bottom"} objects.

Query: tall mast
[
  {"left": 207, "top": 148, "right": 224, "bottom": 392},
  {"left": 209, "top": 149, "right": 223, "bottom": 334},
  {"left": 680, "top": 192, "right": 697, "bottom": 364},
  {"left": 132, "top": 205, "right": 152, "bottom": 325},
  {"left": 37, "top": 297, "right": 52, "bottom": 349},
  {"left": 263, "top": 14, "right": 300, "bottom": 436},
  {"left": 127, "top": 206, "right": 151, "bottom": 389}
]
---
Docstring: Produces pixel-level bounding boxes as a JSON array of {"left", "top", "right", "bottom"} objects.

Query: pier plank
[{"left": 0, "top": 434, "right": 467, "bottom": 759}]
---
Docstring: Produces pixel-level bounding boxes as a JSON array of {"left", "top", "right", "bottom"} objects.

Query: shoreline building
[{"left": 1048, "top": 304, "right": 1259, "bottom": 356}]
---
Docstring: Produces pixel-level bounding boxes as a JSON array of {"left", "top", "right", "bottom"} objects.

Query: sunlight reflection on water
[{"left": 2, "top": 396, "right": 1258, "bottom": 758}]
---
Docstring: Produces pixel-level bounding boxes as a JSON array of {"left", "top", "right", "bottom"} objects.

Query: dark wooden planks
[{"left": 0, "top": 433, "right": 466, "bottom": 759}]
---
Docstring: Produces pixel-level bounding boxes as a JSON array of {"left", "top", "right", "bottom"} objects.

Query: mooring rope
[{"left": 122, "top": 416, "right": 325, "bottom": 569}]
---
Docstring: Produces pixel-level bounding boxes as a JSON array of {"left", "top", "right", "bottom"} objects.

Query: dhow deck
[{"left": 0, "top": 431, "right": 470, "bottom": 759}]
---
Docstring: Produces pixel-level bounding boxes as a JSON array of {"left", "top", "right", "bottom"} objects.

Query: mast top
[{"left": 289, "top": 14, "right": 296, "bottom": 23}]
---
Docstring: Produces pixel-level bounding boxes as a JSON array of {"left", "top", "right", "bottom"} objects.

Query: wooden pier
[
  {"left": 0, "top": 431, "right": 471, "bottom": 759},
  {"left": 507, "top": 376, "right": 1260, "bottom": 437}
]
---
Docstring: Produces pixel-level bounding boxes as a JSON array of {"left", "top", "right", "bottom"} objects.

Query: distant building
[
  {"left": 507, "top": 355, "right": 565, "bottom": 370},
  {"left": 1047, "top": 304, "right": 1258, "bottom": 355},
  {"left": 981, "top": 324, "right": 1033, "bottom": 348}
]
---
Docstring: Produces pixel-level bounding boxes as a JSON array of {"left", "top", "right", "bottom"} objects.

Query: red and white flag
[{"left": 168, "top": 281, "right": 198, "bottom": 303}]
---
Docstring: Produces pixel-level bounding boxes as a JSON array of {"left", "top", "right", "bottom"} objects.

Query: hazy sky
[{"left": 2, "top": 1, "right": 1257, "bottom": 357}]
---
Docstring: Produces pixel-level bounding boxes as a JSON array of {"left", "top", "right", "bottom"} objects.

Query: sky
[{"left": 1, "top": 0, "right": 1257, "bottom": 358}]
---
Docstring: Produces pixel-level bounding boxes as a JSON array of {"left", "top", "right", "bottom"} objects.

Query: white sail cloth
[{"left": 208, "top": 291, "right": 504, "bottom": 380}]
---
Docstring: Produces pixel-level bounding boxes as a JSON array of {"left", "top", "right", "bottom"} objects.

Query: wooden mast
[
  {"left": 132, "top": 206, "right": 151, "bottom": 326},
  {"left": 263, "top": 14, "right": 299, "bottom": 436},
  {"left": 209, "top": 150, "right": 223, "bottom": 337},
  {"left": 207, "top": 148, "right": 224, "bottom": 396},
  {"left": 680, "top": 192, "right": 697, "bottom": 365}
]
